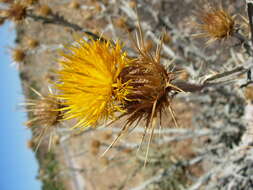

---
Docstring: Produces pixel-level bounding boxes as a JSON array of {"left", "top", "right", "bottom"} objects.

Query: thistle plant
[{"left": 2, "top": 0, "right": 253, "bottom": 189}]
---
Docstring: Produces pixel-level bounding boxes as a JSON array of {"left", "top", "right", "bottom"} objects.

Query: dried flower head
[
  {"left": 24, "top": 88, "right": 62, "bottom": 150},
  {"left": 11, "top": 48, "right": 26, "bottom": 63},
  {"left": 26, "top": 37, "right": 39, "bottom": 49},
  {"left": 117, "top": 39, "right": 181, "bottom": 134},
  {"left": 36, "top": 4, "right": 51, "bottom": 16},
  {"left": 55, "top": 39, "right": 132, "bottom": 129},
  {"left": 103, "top": 22, "right": 182, "bottom": 163},
  {"left": 2, "top": 2, "right": 26, "bottom": 22},
  {"left": 193, "top": 6, "right": 235, "bottom": 44},
  {"left": 69, "top": 1, "right": 80, "bottom": 9}
]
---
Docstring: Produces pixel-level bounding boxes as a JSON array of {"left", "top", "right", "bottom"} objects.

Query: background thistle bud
[
  {"left": 26, "top": 37, "right": 39, "bottom": 49},
  {"left": 25, "top": 96, "right": 61, "bottom": 127},
  {"left": 193, "top": 6, "right": 235, "bottom": 44},
  {"left": 36, "top": 5, "right": 52, "bottom": 16},
  {"left": 4, "top": 2, "right": 27, "bottom": 22},
  {"left": 24, "top": 90, "right": 62, "bottom": 150},
  {"left": 69, "top": 1, "right": 80, "bottom": 9},
  {"left": 11, "top": 48, "right": 26, "bottom": 63}
]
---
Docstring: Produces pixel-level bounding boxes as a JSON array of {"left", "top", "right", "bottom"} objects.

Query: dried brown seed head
[
  {"left": 26, "top": 38, "right": 39, "bottom": 49},
  {"left": 193, "top": 6, "right": 235, "bottom": 44},
  {"left": 23, "top": 90, "right": 62, "bottom": 150},
  {"left": 11, "top": 48, "right": 26, "bottom": 63},
  {"left": 4, "top": 2, "right": 27, "bottom": 21},
  {"left": 25, "top": 97, "right": 61, "bottom": 127},
  {"left": 69, "top": 1, "right": 80, "bottom": 9},
  {"left": 36, "top": 5, "right": 51, "bottom": 16}
]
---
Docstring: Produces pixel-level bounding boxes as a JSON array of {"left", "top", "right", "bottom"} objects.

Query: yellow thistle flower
[{"left": 55, "top": 39, "right": 132, "bottom": 129}]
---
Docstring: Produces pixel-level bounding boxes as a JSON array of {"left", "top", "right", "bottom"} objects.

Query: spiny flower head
[
  {"left": 26, "top": 37, "right": 39, "bottom": 49},
  {"left": 103, "top": 25, "right": 183, "bottom": 162},
  {"left": 36, "top": 4, "right": 51, "bottom": 16},
  {"left": 0, "top": 2, "right": 27, "bottom": 22},
  {"left": 24, "top": 89, "right": 62, "bottom": 150},
  {"left": 25, "top": 95, "right": 61, "bottom": 128},
  {"left": 11, "top": 48, "right": 26, "bottom": 63},
  {"left": 118, "top": 34, "right": 181, "bottom": 132},
  {"left": 55, "top": 39, "right": 132, "bottom": 129},
  {"left": 193, "top": 6, "right": 235, "bottom": 44}
]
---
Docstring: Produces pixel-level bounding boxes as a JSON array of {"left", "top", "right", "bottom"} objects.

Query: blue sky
[{"left": 0, "top": 22, "right": 41, "bottom": 190}]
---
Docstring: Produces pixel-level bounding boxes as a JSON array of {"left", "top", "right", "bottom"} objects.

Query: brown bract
[{"left": 193, "top": 6, "right": 235, "bottom": 44}]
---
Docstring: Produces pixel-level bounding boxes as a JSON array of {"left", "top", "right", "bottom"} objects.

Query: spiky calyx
[{"left": 119, "top": 55, "right": 176, "bottom": 128}]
